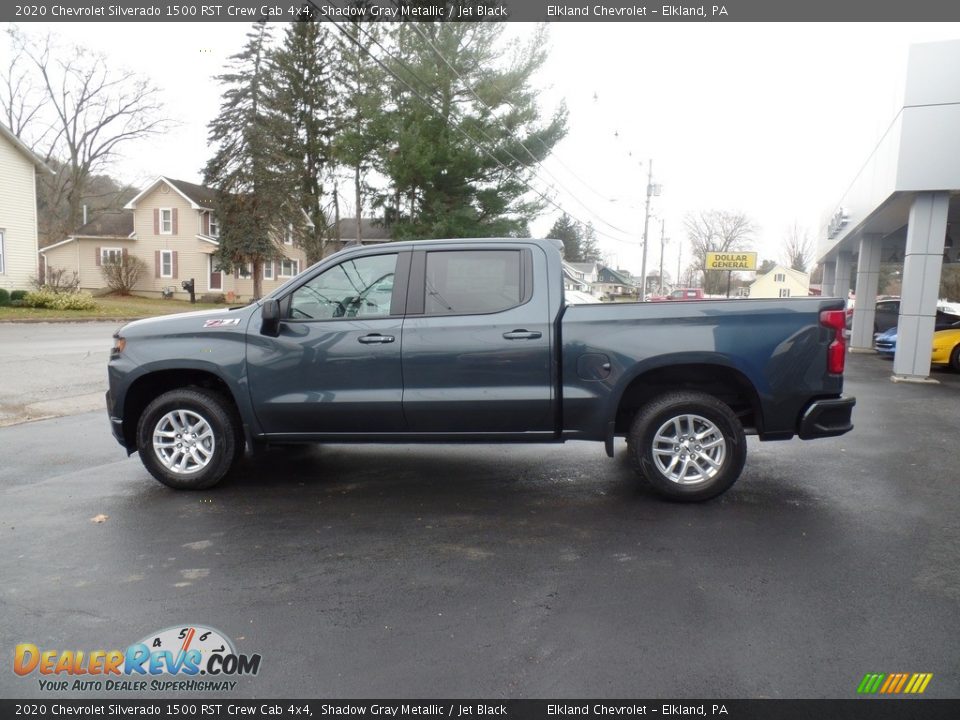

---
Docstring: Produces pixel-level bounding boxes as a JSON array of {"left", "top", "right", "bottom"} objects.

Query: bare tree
[
  {"left": 1, "top": 37, "right": 47, "bottom": 138},
  {"left": 5, "top": 28, "right": 171, "bottom": 242},
  {"left": 784, "top": 222, "right": 813, "bottom": 273},
  {"left": 683, "top": 210, "right": 755, "bottom": 294}
]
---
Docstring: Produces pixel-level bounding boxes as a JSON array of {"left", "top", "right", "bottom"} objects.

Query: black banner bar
[
  {"left": 5, "top": 0, "right": 960, "bottom": 23},
  {"left": 2, "top": 700, "right": 960, "bottom": 720}
]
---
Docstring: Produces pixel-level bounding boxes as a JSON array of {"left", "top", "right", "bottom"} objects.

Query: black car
[{"left": 872, "top": 298, "right": 960, "bottom": 333}]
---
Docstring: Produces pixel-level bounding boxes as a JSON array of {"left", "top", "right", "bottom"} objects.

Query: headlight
[{"left": 111, "top": 336, "right": 126, "bottom": 357}]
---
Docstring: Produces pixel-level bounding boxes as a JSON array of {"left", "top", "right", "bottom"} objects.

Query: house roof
[
  {"left": 597, "top": 265, "right": 635, "bottom": 286},
  {"left": 124, "top": 176, "right": 216, "bottom": 210},
  {"left": 569, "top": 262, "right": 599, "bottom": 274},
  {"left": 73, "top": 210, "right": 135, "bottom": 238},
  {"left": 337, "top": 217, "right": 392, "bottom": 241},
  {"left": 0, "top": 121, "right": 55, "bottom": 174}
]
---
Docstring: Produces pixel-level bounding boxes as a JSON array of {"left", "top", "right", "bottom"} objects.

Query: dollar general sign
[{"left": 706, "top": 252, "right": 758, "bottom": 271}]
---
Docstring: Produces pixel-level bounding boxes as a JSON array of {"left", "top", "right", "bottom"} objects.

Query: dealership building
[{"left": 817, "top": 39, "right": 960, "bottom": 381}]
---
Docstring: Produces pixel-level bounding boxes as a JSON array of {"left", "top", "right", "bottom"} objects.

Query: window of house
[
  {"left": 0, "top": 230, "right": 4, "bottom": 274},
  {"left": 101, "top": 247, "right": 123, "bottom": 265},
  {"left": 208, "top": 214, "right": 219, "bottom": 237},
  {"left": 774, "top": 273, "right": 786, "bottom": 282},
  {"left": 159, "top": 208, "right": 173, "bottom": 234},
  {"left": 279, "top": 258, "right": 300, "bottom": 277},
  {"left": 288, "top": 254, "right": 397, "bottom": 320},
  {"left": 238, "top": 263, "right": 253, "bottom": 279},
  {"left": 424, "top": 249, "right": 525, "bottom": 316},
  {"left": 263, "top": 261, "right": 274, "bottom": 280},
  {"left": 779, "top": 288, "right": 791, "bottom": 298},
  {"left": 160, "top": 250, "right": 173, "bottom": 278}
]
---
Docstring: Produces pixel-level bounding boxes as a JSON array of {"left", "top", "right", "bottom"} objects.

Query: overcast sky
[{"left": 4, "top": 21, "right": 960, "bottom": 278}]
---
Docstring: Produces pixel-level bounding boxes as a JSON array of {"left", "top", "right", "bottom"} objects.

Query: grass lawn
[{"left": 0, "top": 294, "right": 238, "bottom": 322}]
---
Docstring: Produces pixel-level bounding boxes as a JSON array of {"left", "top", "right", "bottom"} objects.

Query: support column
[
  {"left": 835, "top": 251, "right": 853, "bottom": 300},
  {"left": 893, "top": 192, "right": 949, "bottom": 382},
  {"left": 850, "top": 234, "right": 882, "bottom": 351},
  {"left": 821, "top": 261, "right": 837, "bottom": 298}
]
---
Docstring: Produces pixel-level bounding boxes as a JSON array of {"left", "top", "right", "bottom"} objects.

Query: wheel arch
[
  {"left": 613, "top": 360, "right": 763, "bottom": 436},
  {"left": 122, "top": 368, "right": 243, "bottom": 451}
]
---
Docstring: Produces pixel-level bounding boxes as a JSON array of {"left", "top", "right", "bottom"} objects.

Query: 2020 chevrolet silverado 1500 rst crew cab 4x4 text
[{"left": 106, "top": 239, "right": 855, "bottom": 502}]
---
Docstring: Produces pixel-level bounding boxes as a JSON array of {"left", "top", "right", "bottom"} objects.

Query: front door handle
[
  {"left": 358, "top": 334, "right": 395, "bottom": 344},
  {"left": 502, "top": 329, "right": 542, "bottom": 340}
]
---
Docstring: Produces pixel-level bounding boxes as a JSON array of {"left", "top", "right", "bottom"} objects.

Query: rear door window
[{"left": 423, "top": 250, "right": 526, "bottom": 316}]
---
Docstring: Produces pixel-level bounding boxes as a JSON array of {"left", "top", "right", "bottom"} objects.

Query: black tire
[
  {"left": 136, "top": 388, "right": 238, "bottom": 490},
  {"left": 627, "top": 391, "right": 747, "bottom": 502},
  {"left": 951, "top": 345, "right": 960, "bottom": 372}
]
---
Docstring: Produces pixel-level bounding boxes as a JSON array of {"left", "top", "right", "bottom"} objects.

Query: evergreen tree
[
  {"left": 548, "top": 213, "right": 580, "bottom": 260},
  {"left": 380, "top": 22, "right": 567, "bottom": 240},
  {"left": 204, "top": 22, "right": 295, "bottom": 298},
  {"left": 271, "top": 15, "right": 338, "bottom": 264},
  {"left": 581, "top": 222, "right": 601, "bottom": 262}
]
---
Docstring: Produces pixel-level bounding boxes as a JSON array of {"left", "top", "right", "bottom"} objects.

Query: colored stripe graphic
[{"left": 858, "top": 673, "right": 932, "bottom": 694}]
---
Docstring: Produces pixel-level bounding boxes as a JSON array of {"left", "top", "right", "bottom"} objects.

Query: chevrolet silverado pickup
[{"left": 107, "top": 238, "right": 855, "bottom": 502}]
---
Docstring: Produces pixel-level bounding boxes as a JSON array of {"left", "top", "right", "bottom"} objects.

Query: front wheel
[
  {"left": 951, "top": 345, "right": 960, "bottom": 372},
  {"left": 136, "top": 388, "right": 238, "bottom": 490},
  {"left": 628, "top": 391, "right": 747, "bottom": 502}
]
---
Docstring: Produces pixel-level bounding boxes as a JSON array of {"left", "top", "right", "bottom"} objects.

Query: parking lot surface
[{"left": 1, "top": 353, "right": 959, "bottom": 699}]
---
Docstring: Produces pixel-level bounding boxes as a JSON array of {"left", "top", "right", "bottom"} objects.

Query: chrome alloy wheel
[
  {"left": 651, "top": 414, "right": 726, "bottom": 485},
  {"left": 152, "top": 409, "right": 216, "bottom": 475}
]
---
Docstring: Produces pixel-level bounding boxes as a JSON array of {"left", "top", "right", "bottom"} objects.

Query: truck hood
[{"left": 117, "top": 304, "right": 257, "bottom": 338}]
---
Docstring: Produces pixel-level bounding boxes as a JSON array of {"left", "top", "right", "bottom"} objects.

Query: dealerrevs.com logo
[{"left": 14, "top": 625, "right": 261, "bottom": 692}]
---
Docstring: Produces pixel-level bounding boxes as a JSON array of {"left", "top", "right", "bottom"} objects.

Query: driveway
[
  {"left": 1, "top": 353, "right": 959, "bottom": 699},
  {"left": 0, "top": 321, "right": 120, "bottom": 426}
]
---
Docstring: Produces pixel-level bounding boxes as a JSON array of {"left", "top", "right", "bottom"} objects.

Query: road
[
  {"left": 1, "top": 352, "right": 959, "bottom": 699},
  {"left": 0, "top": 321, "right": 120, "bottom": 426}
]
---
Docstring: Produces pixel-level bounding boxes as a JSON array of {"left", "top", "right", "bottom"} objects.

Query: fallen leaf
[{"left": 91, "top": 514, "right": 109, "bottom": 524}]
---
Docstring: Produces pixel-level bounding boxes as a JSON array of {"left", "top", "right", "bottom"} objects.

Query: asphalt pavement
[{"left": 1, "top": 352, "right": 959, "bottom": 699}]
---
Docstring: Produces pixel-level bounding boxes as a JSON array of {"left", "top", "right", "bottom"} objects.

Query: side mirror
[{"left": 260, "top": 298, "right": 281, "bottom": 337}]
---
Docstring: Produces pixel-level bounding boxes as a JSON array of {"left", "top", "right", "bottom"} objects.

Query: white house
[
  {"left": 749, "top": 265, "right": 810, "bottom": 299},
  {"left": 0, "top": 122, "right": 54, "bottom": 292}
]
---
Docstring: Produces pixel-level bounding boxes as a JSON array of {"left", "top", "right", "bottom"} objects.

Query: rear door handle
[
  {"left": 358, "top": 334, "right": 395, "bottom": 344},
  {"left": 502, "top": 330, "right": 542, "bottom": 340}
]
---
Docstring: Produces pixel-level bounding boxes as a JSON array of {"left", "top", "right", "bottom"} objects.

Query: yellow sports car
[{"left": 931, "top": 326, "right": 960, "bottom": 370}]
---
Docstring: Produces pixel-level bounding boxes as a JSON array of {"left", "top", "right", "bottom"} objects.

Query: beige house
[
  {"left": 40, "top": 177, "right": 309, "bottom": 301},
  {"left": 748, "top": 264, "right": 811, "bottom": 299},
  {"left": 0, "top": 122, "right": 54, "bottom": 292}
]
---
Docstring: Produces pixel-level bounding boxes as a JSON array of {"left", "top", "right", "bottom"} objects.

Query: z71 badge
[{"left": 203, "top": 318, "right": 241, "bottom": 328}]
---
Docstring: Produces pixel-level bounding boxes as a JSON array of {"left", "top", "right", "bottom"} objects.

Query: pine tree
[
  {"left": 379, "top": 22, "right": 567, "bottom": 240},
  {"left": 204, "top": 22, "right": 294, "bottom": 298},
  {"left": 271, "top": 16, "right": 337, "bottom": 264},
  {"left": 548, "top": 213, "right": 581, "bottom": 260}
]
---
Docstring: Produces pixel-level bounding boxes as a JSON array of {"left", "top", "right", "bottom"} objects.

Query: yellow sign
[{"left": 705, "top": 252, "right": 758, "bottom": 271}]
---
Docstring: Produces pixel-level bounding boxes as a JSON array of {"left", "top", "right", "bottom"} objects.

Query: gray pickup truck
[{"left": 107, "top": 238, "right": 854, "bottom": 502}]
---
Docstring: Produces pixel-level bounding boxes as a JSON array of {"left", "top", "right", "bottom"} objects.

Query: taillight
[{"left": 820, "top": 310, "right": 846, "bottom": 374}]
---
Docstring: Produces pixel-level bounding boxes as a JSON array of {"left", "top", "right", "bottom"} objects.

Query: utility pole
[
  {"left": 640, "top": 160, "right": 655, "bottom": 301},
  {"left": 658, "top": 219, "right": 667, "bottom": 295},
  {"left": 677, "top": 242, "right": 682, "bottom": 289}
]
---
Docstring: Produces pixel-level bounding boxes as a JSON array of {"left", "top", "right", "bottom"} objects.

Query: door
[
  {"left": 401, "top": 247, "right": 554, "bottom": 434},
  {"left": 208, "top": 255, "right": 222, "bottom": 291},
  {"left": 246, "top": 252, "right": 407, "bottom": 435}
]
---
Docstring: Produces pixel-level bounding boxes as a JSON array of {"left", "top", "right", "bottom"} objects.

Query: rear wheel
[
  {"left": 628, "top": 391, "right": 746, "bottom": 502},
  {"left": 951, "top": 345, "right": 960, "bottom": 372},
  {"left": 136, "top": 388, "right": 238, "bottom": 490}
]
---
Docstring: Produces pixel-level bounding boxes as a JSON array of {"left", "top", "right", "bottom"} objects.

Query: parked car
[
  {"left": 859, "top": 298, "right": 960, "bottom": 333},
  {"left": 648, "top": 288, "right": 705, "bottom": 302},
  {"left": 107, "top": 238, "right": 854, "bottom": 502},
  {"left": 931, "top": 326, "right": 960, "bottom": 370},
  {"left": 874, "top": 323, "right": 960, "bottom": 370}
]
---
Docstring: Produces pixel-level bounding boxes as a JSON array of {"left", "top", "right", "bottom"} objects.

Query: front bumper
[
  {"left": 798, "top": 396, "right": 856, "bottom": 439},
  {"left": 106, "top": 389, "right": 127, "bottom": 448}
]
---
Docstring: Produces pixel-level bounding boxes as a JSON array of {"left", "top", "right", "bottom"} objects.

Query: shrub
[
  {"left": 22, "top": 289, "right": 97, "bottom": 311},
  {"left": 101, "top": 256, "right": 147, "bottom": 295},
  {"left": 0, "top": 289, "right": 9, "bottom": 306},
  {"left": 10, "top": 290, "right": 27, "bottom": 302},
  {"left": 33, "top": 267, "right": 79, "bottom": 294}
]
